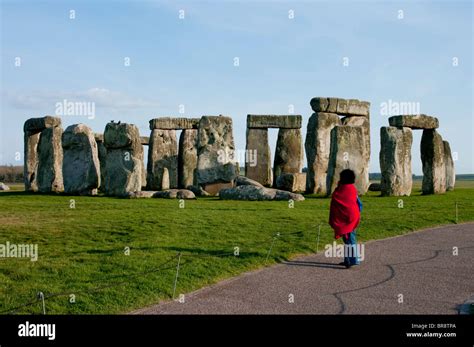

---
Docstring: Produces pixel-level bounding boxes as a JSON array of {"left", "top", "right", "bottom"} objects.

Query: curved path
[{"left": 134, "top": 223, "right": 474, "bottom": 314}]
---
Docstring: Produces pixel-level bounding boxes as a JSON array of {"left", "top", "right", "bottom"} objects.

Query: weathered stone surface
[
  {"left": 197, "top": 116, "right": 237, "bottom": 185},
  {"left": 246, "top": 115, "right": 302, "bottom": 129},
  {"left": 149, "top": 117, "right": 200, "bottom": 130},
  {"left": 161, "top": 167, "right": 170, "bottom": 190},
  {"left": 147, "top": 129, "right": 178, "bottom": 190},
  {"left": 305, "top": 113, "right": 341, "bottom": 194},
  {"left": 24, "top": 132, "right": 40, "bottom": 192},
  {"left": 94, "top": 136, "right": 107, "bottom": 191},
  {"left": 368, "top": 183, "right": 382, "bottom": 191},
  {"left": 140, "top": 137, "right": 149, "bottom": 145},
  {"left": 202, "top": 182, "right": 234, "bottom": 196},
  {"left": 178, "top": 129, "right": 198, "bottom": 188},
  {"left": 342, "top": 115, "right": 371, "bottom": 153},
  {"left": 327, "top": 126, "right": 370, "bottom": 195},
  {"left": 389, "top": 115, "right": 439, "bottom": 129},
  {"left": 126, "top": 191, "right": 157, "bottom": 199},
  {"left": 103, "top": 122, "right": 144, "bottom": 196},
  {"left": 186, "top": 185, "right": 211, "bottom": 197},
  {"left": 37, "top": 127, "right": 64, "bottom": 193},
  {"left": 379, "top": 126, "right": 413, "bottom": 196},
  {"left": 421, "top": 129, "right": 446, "bottom": 194},
  {"left": 275, "top": 173, "right": 306, "bottom": 193},
  {"left": 245, "top": 128, "right": 272, "bottom": 186},
  {"left": 62, "top": 124, "right": 100, "bottom": 195},
  {"left": 310, "top": 98, "right": 369, "bottom": 117},
  {"left": 0, "top": 182, "right": 10, "bottom": 191},
  {"left": 153, "top": 189, "right": 196, "bottom": 199},
  {"left": 273, "top": 128, "right": 303, "bottom": 184},
  {"left": 235, "top": 176, "right": 264, "bottom": 188},
  {"left": 443, "top": 141, "right": 455, "bottom": 191},
  {"left": 219, "top": 185, "right": 305, "bottom": 201},
  {"left": 24, "top": 116, "right": 62, "bottom": 135}
]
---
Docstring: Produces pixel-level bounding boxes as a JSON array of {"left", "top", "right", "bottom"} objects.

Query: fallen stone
[
  {"left": 186, "top": 185, "right": 211, "bottom": 197},
  {"left": 178, "top": 129, "right": 198, "bottom": 188},
  {"left": 149, "top": 117, "right": 200, "bottom": 130},
  {"left": 275, "top": 173, "right": 306, "bottom": 193},
  {"left": 234, "top": 176, "right": 264, "bottom": 188},
  {"left": 421, "top": 129, "right": 446, "bottom": 194},
  {"left": 246, "top": 115, "right": 302, "bottom": 129},
  {"left": 245, "top": 128, "right": 272, "bottom": 186},
  {"left": 153, "top": 189, "right": 196, "bottom": 199},
  {"left": 368, "top": 183, "right": 381, "bottom": 192},
  {"left": 443, "top": 141, "right": 455, "bottom": 191},
  {"left": 126, "top": 191, "right": 157, "bottom": 199},
  {"left": 103, "top": 122, "right": 144, "bottom": 196},
  {"left": 389, "top": 115, "right": 439, "bottom": 129},
  {"left": 273, "top": 128, "right": 303, "bottom": 182},
  {"left": 37, "top": 126, "right": 64, "bottom": 193},
  {"left": 327, "top": 126, "right": 370, "bottom": 195},
  {"left": 379, "top": 126, "right": 413, "bottom": 196},
  {"left": 62, "top": 124, "right": 101, "bottom": 195},
  {"left": 197, "top": 115, "right": 237, "bottom": 185},
  {"left": 219, "top": 185, "right": 304, "bottom": 201},
  {"left": 202, "top": 182, "right": 234, "bottom": 196},
  {"left": 147, "top": 129, "right": 178, "bottom": 190},
  {"left": 0, "top": 182, "right": 10, "bottom": 191},
  {"left": 305, "top": 112, "right": 342, "bottom": 194}
]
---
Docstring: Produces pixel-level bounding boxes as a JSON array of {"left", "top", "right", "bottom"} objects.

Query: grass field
[{"left": 1, "top": 181, "right": 473, "bottom": 314}]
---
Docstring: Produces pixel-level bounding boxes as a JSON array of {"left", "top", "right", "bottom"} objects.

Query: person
[{"left": 329, "top": 169, "right": 363, "bottom": 268}]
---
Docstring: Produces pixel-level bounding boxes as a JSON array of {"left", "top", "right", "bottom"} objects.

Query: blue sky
[{"left": 1, "top": 0, "right": 472, "bottom": 174}]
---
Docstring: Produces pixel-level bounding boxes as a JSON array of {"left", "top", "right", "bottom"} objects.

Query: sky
[{"left": 1, "top": 0, "right": 473, "bottom": 174}]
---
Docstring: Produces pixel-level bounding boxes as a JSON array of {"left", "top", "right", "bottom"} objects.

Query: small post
[
  {"left": 37, "top": 292, "right": 45, "bottom": 315},
  {"left": 265, "top": 233, "right": 280, "bottom": 263},
  {"left": 172, "top": 253, "right": 182, "bottom": 300},
  {"left": 316, "top": 223, "right": 321, "bottom": 253}
]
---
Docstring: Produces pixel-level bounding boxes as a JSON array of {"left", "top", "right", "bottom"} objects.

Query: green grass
[{"left": 1, "top": 182, "right": 473, "bottom": 314}]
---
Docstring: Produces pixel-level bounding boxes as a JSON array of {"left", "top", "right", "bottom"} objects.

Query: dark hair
[{"left": 339, "top": 169, "right": 356, "bottom": 184}]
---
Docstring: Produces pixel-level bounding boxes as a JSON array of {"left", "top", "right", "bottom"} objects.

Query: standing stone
[
  {"left": 37, "top": 127, "right": 64, "bottom": 193},
  {"left": 327, "top": 126, "right": 369, "bottom": 195},
  {"left": 104, "top": 122, "right": 144, "bottom": 196},
  {"left": 443, "top": 141, "right": 455, "bottom": 191},
  {"left": 341, "top": 115, "right": 371, "bottom": 153},
  {"left": 305, "top": 113, "right": 341, "bottom": 194},
  {"left": 94, "top": 134, "right": 107, "bottom": 191},
  {"left": 245, "top": 128, "right": 272, "bottom": 186},
  {"left": 147, "top": 129, "right": 178, "bottom": 190},
  {"left": 276, "top": 173, "right": 306, "bottom": 193},
  {"left": 178, "top": 129, "right": 198, "bottom": 188},
  {"left": 273, "top": 128, "right": 303, "bottom": 185},
  {"left": 379, "top": 126, "right": 413, "bottom": 196},
  {"left": 62, "top": 124, "right": 100, "bottom": 195},
  {"left": 24, "top": 132, "right": 40, "bottom": 192},
  {"left": 197, "top": 116, "right": 237, "bottom": 188},
  {"left": 421, "top": 129, "right": 446, "bottom": 194}
]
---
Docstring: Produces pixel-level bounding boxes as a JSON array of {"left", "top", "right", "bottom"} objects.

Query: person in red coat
[{"left": 329, "top": 169, "right": 362, "bottom": 268}]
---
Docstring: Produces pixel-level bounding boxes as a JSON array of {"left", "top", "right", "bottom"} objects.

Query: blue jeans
[{"left": 342, "top": 230, "right": 360, "bottom": 265}]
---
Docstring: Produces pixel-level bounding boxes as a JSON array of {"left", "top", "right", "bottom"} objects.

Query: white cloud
[{"left": 2, "top": 88, "right": 159, "bottom": 110}]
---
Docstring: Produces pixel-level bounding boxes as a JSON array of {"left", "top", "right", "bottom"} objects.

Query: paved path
[{"left": 134, "top": 223, "right": 474, "bottom": 314}]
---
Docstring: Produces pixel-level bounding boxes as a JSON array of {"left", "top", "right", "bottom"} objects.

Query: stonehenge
[
  {"left": 306, "top": 97, "right": 370, "bottom": 195},
  {"left": 21, "top": 98, "right": 454, "bottom": 199},
  {"left": 379, "top": 115, "right": 454, "bottom": 196}
]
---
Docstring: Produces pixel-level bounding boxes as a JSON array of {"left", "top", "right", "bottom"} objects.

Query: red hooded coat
[{"left": 329, "top": 183, "right": 360, "bottom": 239}]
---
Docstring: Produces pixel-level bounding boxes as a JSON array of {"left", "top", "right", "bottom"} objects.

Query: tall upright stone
[
  {"left": 421, "top": 129, "right": 446, "bottom": 194},
  {"left": 341, "top": 115, "right": 371, "bottom": 153},
  {"left": 305, "top": 113, "right": 341, "bottom": 194},
  {"left": 94, "top": 134, "right": 107, "bottom": 191},
  {"left": 379, "top": 126, "right": 413, "bottom": 196},
  {"left": 197, "top": 116, "right": 237, "bottom": 190},
  {"left": 245, "top": 128, "right": 272, "bottom": 187},
  {"left": 178, "top": 129, "right": 198, "bottom": 188},
  {"left": 23, "top": 116, "right": 62, "bottom": 192},
  {"left": 443, "top": 141, "right": 455, "bottom": 191},
  {"left": 104, "top": 122, "right": 144, "bottom": 196},
  {"left": 37, "top": 126, "right": 64, "bottom": 193},
  {"left": 147, "top": 129, "right": 178, "bottom": 190},
  {"left": 327, "top": 126, "right": 369, "bottom": 195},
  {"left": 273, "top": 128, "right": 303, "bottom": 184},
  {"left": 62, "top": 124, "right": 100, "bottom": 195}
]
